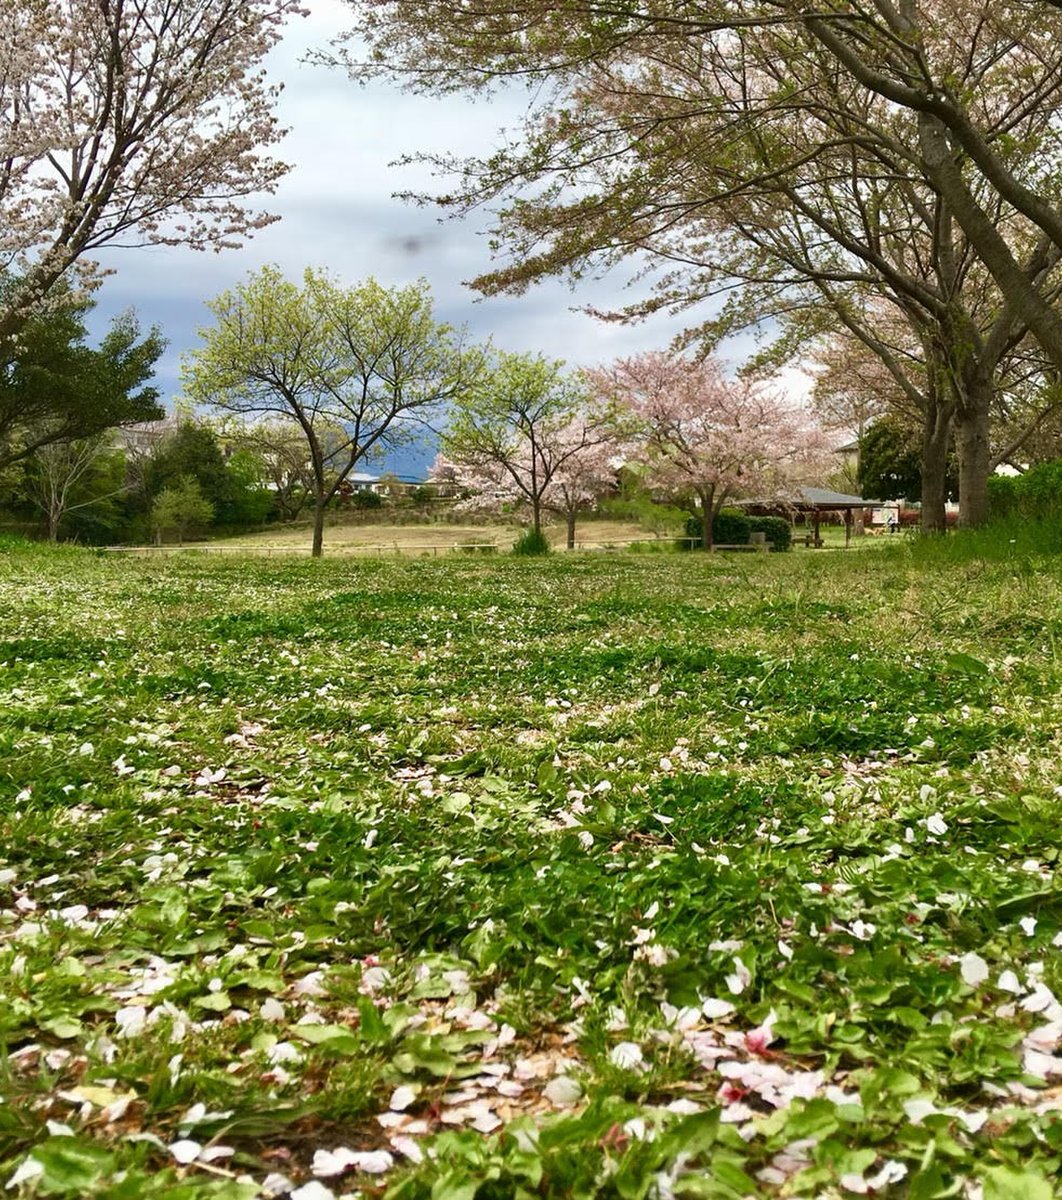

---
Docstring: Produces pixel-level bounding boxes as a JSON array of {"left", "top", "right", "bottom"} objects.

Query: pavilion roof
[{"left": 738, "top": 486, "right": 870, "bottom": 510}]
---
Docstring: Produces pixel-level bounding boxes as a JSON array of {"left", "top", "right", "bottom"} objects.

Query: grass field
[
  {"left": 171, "top": 519, "right": 660, "bottom": 556},
  {"left": 1, "top": 541, "right": 1061, "bottom": 1198}
]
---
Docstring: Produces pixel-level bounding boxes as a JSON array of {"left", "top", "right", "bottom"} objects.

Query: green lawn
[{"left": 1, "top": 542, "right": 1060, "bottom": 1198}]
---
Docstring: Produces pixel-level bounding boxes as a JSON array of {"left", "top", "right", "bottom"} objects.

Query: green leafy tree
[
  {"left": 337, "top": 0, "right": 1062, "bottom": 532},
  {"left": 146, "top": 422, "right": 235, "bottom": 513},
  {"left": 858, "top": 417, "right": 957, "bottom": 504},
  {"left": 20, "top": 436, "right": 128, "bottom": 542},
  {"left": 0, "top": 285, "right": 165, "bottom": 472},
  {"left": 150, "top": 478, "right": 215, "bottom": 544},
  {"left": 185, "top": 267, "right": 476, "bottom": 557},
  {"left": 223, "top": 448, "right": 273, "bottom": 526}
]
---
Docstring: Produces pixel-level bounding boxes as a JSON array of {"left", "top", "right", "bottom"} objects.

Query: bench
[{"left": 710, "top": 542, "right": 769, "bottom": 552}]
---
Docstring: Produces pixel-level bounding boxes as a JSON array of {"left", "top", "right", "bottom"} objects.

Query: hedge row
[
  {"left": 682, "top": 510, "right": 792, "bottom": 551},
  {"left": 988, "top": 461, "right": 1062, "bottom": 521}
]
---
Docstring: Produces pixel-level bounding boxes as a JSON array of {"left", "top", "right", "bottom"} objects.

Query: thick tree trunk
[
  {"left": 566, "top": 509, "right": 576, "bottom": 550},
  {"left": 47, "top": 508, "right": 60, "bottom": 542},
  {"left": 531, "top": 498, "right": 542, "bottom": 536},
  {"left": 921, "top": 407, "right": 952, "bottom": 534},
  {"left": 312, "top": 496, "right": 326, "bottom": 558},
  {"left": 956, "top": 400, "right": 992, "bottom": 529}
]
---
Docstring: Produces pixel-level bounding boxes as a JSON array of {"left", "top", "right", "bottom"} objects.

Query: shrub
[
  {"left": 682, "top": 509, "right": 752, "bottom": 549},
  {"left": 351, "top": 490, "right": 383, "bottom": 509},
  {"left": 988, "top": 475, "right": 1018, "bottom": 520},
  {"left": 512, "top": 528, "right": 551, "bottom": 556},
  {"left": 988, "top": 462, "right": 1062, "bottom": 523},
  {"left": 747, "top": 515, "right": 792, "bottom": 552}
]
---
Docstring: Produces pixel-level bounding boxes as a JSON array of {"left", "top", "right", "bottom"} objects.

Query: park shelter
[{"left": 740, "top": 487, "right": 870, "bottom": 547}]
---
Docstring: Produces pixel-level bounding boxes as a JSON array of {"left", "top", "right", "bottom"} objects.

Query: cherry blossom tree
[
  {"left": 435, "top": 416, "right": 619, "bottom": 548},
  {"left": 590, "top": 351, "right": 828, "bottom": 550},
  {"left": 542, "top": 423, "right": 620, "bottom": 548},
  {"left": 440, "top": 352, "right": 618, "bottom": 540},
  {"left": 0, "top": 0, "right": 304, "bottom": 338}
]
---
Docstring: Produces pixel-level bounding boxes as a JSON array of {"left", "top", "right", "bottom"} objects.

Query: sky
[{"left": 86, "top": 0, "right": 806, "bottom": 475}]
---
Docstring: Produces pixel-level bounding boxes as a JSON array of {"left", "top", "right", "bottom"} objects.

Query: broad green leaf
[{"left": 982, "top": 1166, "right": 1054, "bottom": 1200}]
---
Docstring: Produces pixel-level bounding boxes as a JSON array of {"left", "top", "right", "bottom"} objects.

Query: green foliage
[
  {"left": 910, "top": 516, "right": 1062, "bottom": 562},
  {"left": 147, "top": 423, "right": 232, "bottom": 517},
  {"left": 512, "top": 527, "right": 551, "bottom": 555},
  {"left": 185, "top": 268, "right": 470, "bottom": 555},
  {"left": 351, "top": 489, "right": 384, "bottom": 509},
  {"left": 599, "top": 494, "right": 687, "bottom": 535},
  {"left": 2, "top": 545, "right": 1062, "bottom": 1194},
  {"left": 747, "top": 515, "right": 793, "bottom": 551},
  {"left": 988, "top": 460, "right": 1062, "bottom": 522},
  {"left": 683, "top": 508, "right": 752, "bottom": 547},
  {"left": 222, "top": 448, "right": 272, "bottom": 526},
  {"left": 0, "top": 282, "right": 164, "bottom": 472},
  {"left": 858, "top": 416, "right": 957, "bottom": 502},
  {"left": 150, "top": 476, "right": 215, "bottom": 542}
]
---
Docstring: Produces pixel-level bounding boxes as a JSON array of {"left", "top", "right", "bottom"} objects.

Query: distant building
[{"left": 112, "top": 415, "right": 181, "bottom": 454}]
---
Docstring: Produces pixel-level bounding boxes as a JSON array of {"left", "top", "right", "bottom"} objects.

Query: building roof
[
  {"left": 797, "top": 487, "right": 868, "bottom": 507},
  {"left": 738, "top": 486, "right": 869, "bottom": 509}
]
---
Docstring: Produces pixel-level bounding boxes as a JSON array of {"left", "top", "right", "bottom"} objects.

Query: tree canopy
[
  {"left": 336, "top": 0, "right": 1062, "bottom": 529},
  {"left": 0, "top": 285, "right": 165, "bottom": 473},
  {"left": 0, "top": 0, "right": 303, "bottom": 339},
  {"left": 438, "top": 351, "right": 617, "bottom": 541},
  {"left": 185, "top": 267, "right": 474, "bottom": 556}
]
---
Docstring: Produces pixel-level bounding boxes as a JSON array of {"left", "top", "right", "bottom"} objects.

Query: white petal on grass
[
  {"left": 543, "top": 1075, "right": 583, "bottom": 1106},
  {"left": 903, "top": 1098, "right": 939, "bottom": 1124},
  {"left": 389, "top": 1135, "right": 424, "bottom": 1163},
  {"left": 926, "top": 812, "right": 948, "bottom": 836},
  {"left": 1020, "top": 984, "right": 1058, "bottom": 1013},
  {"left": 702, "top": 998, "right": 736, "bottom": 1020},
  {"left": 6, "top": 1157, "right": 44, "bottom": 1188},
  {"left": 1020, "top": 916, "right": 1038, "bottom": 937},
  {"left": 842, "top": 1159, "right": 909, "bottom": 1193},
  {"left": 1024, "top": 1047, "right": 1062, "bottom": 1078},
  {"left": 959, "top": 952, "right": 989, "bottom": 987},
  {"left": 355, "top": 1151, "right": 394, "bottom": 1174},
  {"left": 261, "top": 1173, "right": 293, "bottom": 1196},
  {"left": 260, "top": 998, "right": 286, "bottom": 1022},
  {"left": 998, "top": 970, "right": 1023, "bottom": 994},
  {"left": 868, "top": 1161, "right": 908, "bottom": 1189},
  {"left": 291, "top": 1184, "right": 335, "bottom": 1200},
  {"left": 725, "top": 958, "right": 752, "bottom": 996},
  {"left": 389, "top": 1085, "right": 418, "bottom": 1111},
  {"left": 178, "top": 1102, "right": 207, "bottom": 1127},
  {"left": 168, "top": 1139, "right": 202, "bottom": 1165},
  {"left": 198, "top": 1146, "right": 235, "bottom": 1163},
  {"left": 312, "top": 1149, "right": 355, "bottom": 1178},
  {"left": 609, "top": 1041, "right": 645, "bottom": 1070},
  {"left": 115, "top": 1005, "right": 147, "bottom": 1037}
]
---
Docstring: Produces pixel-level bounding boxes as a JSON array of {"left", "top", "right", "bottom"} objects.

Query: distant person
[{"left": 887, "top": 514, "right": 899, "bottom": 534}]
